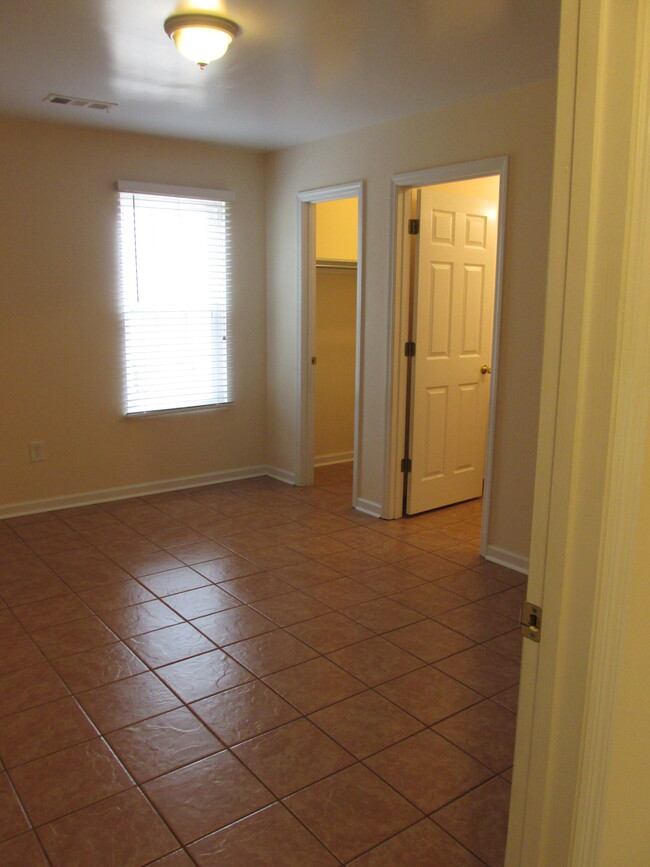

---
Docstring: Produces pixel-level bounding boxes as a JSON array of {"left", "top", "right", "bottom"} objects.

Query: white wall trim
[
  {"left": 296, "top": 182, "right": 365, "bottom": 508},
  {"left": 264, "top": 466, "right": 296, "bottom": 485},
  {"left": 314, "top": 452, "right": 354, "bottom": 467},
  {"left": 0, "top": 466, "right": 273, "bottom": 519},
  {"left": 355, "top": 497, "right": 382, "bottom": 518},
  {"left": 484, "top": 545, "right": 529, "bottom": 575},
  {"left": 384, "top": 157, "right": 508, "bottom": 537}
]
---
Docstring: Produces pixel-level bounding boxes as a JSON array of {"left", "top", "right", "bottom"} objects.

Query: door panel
[{"left": 406, "top": 187, "right": 497, "bottom": 515}]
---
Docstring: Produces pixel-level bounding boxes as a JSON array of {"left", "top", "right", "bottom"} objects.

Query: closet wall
[{"left": 314, "top": 198, "right": 357, "bottom": 466}]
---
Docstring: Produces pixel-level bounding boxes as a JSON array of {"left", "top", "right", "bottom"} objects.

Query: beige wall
[
  {"left": 0, "top": 118, "right": 267, "bottom": 512},
  {"left": 265, "top": 78, "right": 556, "bottom": 560}
]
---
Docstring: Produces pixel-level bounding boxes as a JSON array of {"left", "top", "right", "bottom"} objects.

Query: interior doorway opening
[
  {"left": 386, "top": 158, "right": 508, "bottom": 564},
  {"left": 296, "top": 183, "right": 364, "bottom": 508}
]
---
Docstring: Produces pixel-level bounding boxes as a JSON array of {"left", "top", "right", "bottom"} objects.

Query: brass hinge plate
[
  {"left": 520, "top": 601, "right": 542, "bottom": 642},
  {"left": 408, "top": 218, "right": 420, "bottom": 235},
  {"left": 404, "top": 341, "right": 416, "bottom": 357},
  {"left": 401, "top": 458, "right": 412, "bottom": 473}
]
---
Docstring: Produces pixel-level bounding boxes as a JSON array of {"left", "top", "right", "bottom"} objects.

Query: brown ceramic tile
[
  {"left": 12, "top": 595, "right": 92, "bottom": 632},
  {"left": 188, "top": 802, "right": 338, "bottom": 866},
  {"left": 284, "top": 764, "right": 422, "bottom": 862},
  {"left": 435, "top": 543, "right": 484, "bottom": 569},
  {"left": 377, "top": 665, "right": 483, "bottom": 725},
  {"left": 492, "top": 684, "right": 519, "bottom": 713},
  {"left": 241, "top": 544, "right": 308, "bottom": 571},
  {"left": 137, "top": 567, "right": 211, "bottom": 597},
  {"left": 192, "top": 555, "right": 261, "bottom": 582},
  {"left": 384, "top": 618, "right": 474, "bottom": 662},
  {"left": 327, "top": 636, "right": 422, "bottom": 686},
  {"left": 52, "top": 642, "right": 147, "bottom": 692},
  {"left": 77, "top": 671, "right": 181, "bottom": 732},
  {"left": 434, "top": 645, "right": 520, "bottom": 696},
  {"left": 398, "top": 553, "right": 467, "bottom": 581},
  {"left": 348, "top": 818, "right": 483, "bottom": 866},
  {"left": 479, "top": 585, "right": 527, "bottom": 619},
  {"left": 106, "top": 707, "right": 223, "bottom": 782},
  {"left": 484, "top": 628, "right": 523, "bottom": 663},
  {"left": 271, "top": 560, "right": 343, "bottom": 589},
  {"left": 0, "top": 663, "right": 68, "bottom": 719},
  {"left": 264, "top": 656, "right": 365, "bottom": 713},
  {"left": 390, "top": 582, "right": 465, "bottom": 616},
  {"left": 0, "top": 831, "right": 49, "bottom": 866},
  {"left": 286, "top": 610, "right": 374, "bottom": 653},
  {"left": 143, "top": 751, "right": 273, "bottom": 844},
  {"left": 0, "top": 609, "right": 25, "bottom": 639},
  {"left": 306, "top": 548, "right": 384, "bottom": 577},
  {"left": 433, "top": 777, "right": 511, "bottom": 867},
  {"left": 218, "top": 572, "right": 294, "bottom": 604},
  {"left": 163, "top": 585, "right": 240, "bottom": 619},
  {"left": 77, "top": 580, "right": 156, "bottom": 613},
  {"left": 434, "top": 602, "right": 517, "bottom": 642},
  {"left": 433, "top": 700, "right": 517, "bottom": 772},
  {"left": 157, "top": 649, "right": 254, "bottom": 702},
  {"left": 352, "top": 564, "right": 424, "bottom": 594},
  {"left": 310, "top": 690, "right": 423, "bottom": 758},
  {"left": 37, "top": 787, "right": 178, "bottom": 866},
  {"left": 126, "top": 622, "right": 215, "bottom": 668},
  {"left": 250, "top": 590, "right": 331, "bottom": 626},
  {"left": 0, "top": 696, "right": 97, "bottom": 768},
  {"left": 342, "top": 597, "right": 425, "bottom": 633},
  {"left": 99, "top": 599, "right": 183, "bottom": 638},
  {"left": 191, "top": 680, "right": 300, "bottom": 745},
  {"left": 366, "top": 729, "right": 493, "bottom": 812},
  {"left": 307, "top": 576, "right": 379, "bottom": 609},
  {"left": 1, "top": 576, "right": 71, "bottom": 608},
  {"left": 117, "top": 550, "right": 183, "bottom": 578},
  {"left": 30, "top": 617, "right": 117, "bottom": 660},
  {"left": 149, "top": 852, "right": 195, "bottom": 866},
  {"left": 191, "top": 606, "right": 275, "bottom": 646},
  {"left": 286, "top": 535, "right": 352, "bottom": 560},
  {"left": 166, "top": 540, "right": 232, "bottom": 565},
  {"left": 233, "top": 717, "right": 354, "bottom": 797},
  {"left": 472, "top": 561, "right": 527, "bottom": 587},
  {"left": 10, "top": 738, "right": 132, "bottom": 825},
  {"left": 226, "top": 629, "right": 318, "bottom": 677},
  {"left": 0, "top": 771, "right": 29, "bottom": 842},
  {"left": 434, "top": 569, "right": 508, "bottom": 600},
  {"left": 0, "top": 634, "right": 44, "bottom": 675}
]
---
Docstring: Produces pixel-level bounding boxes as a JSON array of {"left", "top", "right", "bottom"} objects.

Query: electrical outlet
[{"left": 29, "top": 441, "right": 45, "bottom": 462}]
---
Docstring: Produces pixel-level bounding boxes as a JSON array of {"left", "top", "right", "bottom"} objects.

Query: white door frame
[
  {"left": 384, "top": 157, "right": 508, "bottom": 549},
  {"left": 296, "top": 182, "right": 364, "bottom": 501}
]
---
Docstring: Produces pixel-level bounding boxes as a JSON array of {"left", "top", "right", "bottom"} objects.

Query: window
[{"left": 117, "top": 180, "right": 233, "bottom": 415}]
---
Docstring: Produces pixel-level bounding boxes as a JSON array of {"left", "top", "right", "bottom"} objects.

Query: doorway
[
  {"left": 385, "top": 157, "right": 508, "bottom": 563},
  {"left": 296, "top": 183, "right": 364, "bottom": 506}
]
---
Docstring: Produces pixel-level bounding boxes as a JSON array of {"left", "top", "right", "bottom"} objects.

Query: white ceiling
[{"left": 0, "top": 0, "right": 560, "bottom": 151}]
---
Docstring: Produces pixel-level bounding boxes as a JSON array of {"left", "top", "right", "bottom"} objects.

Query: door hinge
[
  {"left": 404, "top": 341, "right": 416, "bottom": 357},
  {"left": 401, "top": 458, "right": 412, "bottom": 473},
  {"left": 408, "top": 218, "right": 420, "bottom": 235},
  {"left": 520, "top": 601, "right": 542, "bottom": 643}
]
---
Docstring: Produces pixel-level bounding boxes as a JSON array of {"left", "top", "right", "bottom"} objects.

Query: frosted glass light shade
[{"left": 164, "top": 13, "right": 240, "bottom": 68}]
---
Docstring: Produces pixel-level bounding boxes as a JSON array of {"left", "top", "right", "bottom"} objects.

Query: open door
[{"left": 406, "top": 184, "right": 498, "bottom": 514}]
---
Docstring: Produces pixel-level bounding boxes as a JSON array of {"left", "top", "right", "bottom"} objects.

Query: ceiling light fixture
[{"left": 163, "top": 12, "right": 240, "bottom": 70}]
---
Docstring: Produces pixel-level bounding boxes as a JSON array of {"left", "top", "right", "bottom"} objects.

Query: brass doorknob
[{"left": 481, "top": 364, "right": 492, "bottom": 375}]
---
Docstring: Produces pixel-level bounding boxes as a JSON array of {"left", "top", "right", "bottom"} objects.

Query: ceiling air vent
[{"left": 43, "top": 93, "right": 118, "bottom": 112}]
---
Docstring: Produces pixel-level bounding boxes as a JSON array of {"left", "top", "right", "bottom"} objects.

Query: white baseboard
[
  {"left": 355, "top": 497, "right": 382, "bottom": 518},
  {"left": 264, "top": 466, "right": 296, "bottom": 485},
  {"left": 484, "top": 544, "right": 529, "bottom": 575},
  {"left": 313, "top": 451, "right": 354, "bottom": 467},
  {"left": 0, "top": 465, "right": 271, "bottom": 519}
]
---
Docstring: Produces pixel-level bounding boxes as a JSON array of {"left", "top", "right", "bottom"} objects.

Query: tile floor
[{"left": 0, "top": 463, "right": 525, "bottom": 866}]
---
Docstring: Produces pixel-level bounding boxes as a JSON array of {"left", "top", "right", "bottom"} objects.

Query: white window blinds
[{"left": 117, "top": 181, "right": 233, "bottom": 415}]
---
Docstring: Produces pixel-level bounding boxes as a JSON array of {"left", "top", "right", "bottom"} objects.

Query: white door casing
[{"left": 407, "top": 187, "right": 497, "bottom": 514}]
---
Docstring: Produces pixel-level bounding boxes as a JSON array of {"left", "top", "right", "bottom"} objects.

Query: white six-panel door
[{"left": 406, "top": 187, "right": 497, "bottom": 515}]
